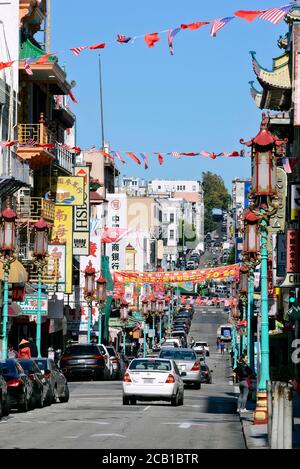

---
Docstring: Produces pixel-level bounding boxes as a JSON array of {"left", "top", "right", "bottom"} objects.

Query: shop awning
[{"left": 0, "top": 260, "right": 28, "bottom": 283}]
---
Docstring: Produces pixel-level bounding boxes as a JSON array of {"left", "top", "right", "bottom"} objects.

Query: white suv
[{"left": 193, "top": 341, "right": 210, "bottom": 357}]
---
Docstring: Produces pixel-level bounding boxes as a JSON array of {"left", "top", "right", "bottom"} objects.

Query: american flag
[
  {"left": 282, "top": 157, "right": 292, "bottom": 173},
  {"left": 140, "top": 152, "right": 149, "bottom": 169},
  {"left": 210, "top": 16, "right": 235, "bottom": 37},
  {"left": 111, "top": 150, "right": 126, "bottom": 164},
  {"left": 117, "top": 34, "right": 132, "bottom": 44},
  {"left": 70, "top": 46, "right": 88, "bottom": 56},
  {"left": 171, "top": 151, "right": 180, "bottom": 157},
  {"left": 168, "top": 28, "right": 181, "bottom": 56},
  {"left": 24, "top": 58, "right": 34, "bottom": 75},
  {"left": 259, "top": 5, "right": 292, "bottom": 25}
]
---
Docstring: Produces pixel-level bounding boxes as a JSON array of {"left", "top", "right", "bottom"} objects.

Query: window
[
  {"left": 170, "top": 213, "right": 174, "bottom": 223},
  {"left": 170, "top": 230, "right": 175, "bottom": 240},
  {"left": 158, "top": 186, "right": 161, "bottom": 190},
  {"left": 192, "top": 186, "right": 196, "bottom": 191},
  {"left": 183, "top": 186, "right": 186, "bottom": 191}
]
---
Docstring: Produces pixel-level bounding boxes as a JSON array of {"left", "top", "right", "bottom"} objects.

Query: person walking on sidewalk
[
  {"left": 234, "top": 354, "right": 253, "bottom": 413},
  {"left": 220, "top": 341, "right": 225, "bottom": 355}
]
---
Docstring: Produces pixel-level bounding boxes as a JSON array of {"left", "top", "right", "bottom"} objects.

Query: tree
[{"left": 202, "top": 172, "right": 231, "bottom": 234}]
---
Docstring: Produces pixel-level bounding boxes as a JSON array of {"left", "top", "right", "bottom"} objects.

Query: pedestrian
[
  {"left": 220, "top": 341, "right": 225, "bottom": 355},
  {"left": 216, "top": 337, "right": 220, "bottom": 351},
  {"left": 17, "top": 339, "right": 32, "bottom": 359},
  {"left": 8, "top": 344, "right": 18, "bottom": 358},
  {"left": 28, "top": 337, "right": 38, "bottom": 357},
  {"left": 190, "top": 336, "right": 195, "bottom": 348},
  {"left": 234, "top": 354, "right": 253, "bottom": 413}
]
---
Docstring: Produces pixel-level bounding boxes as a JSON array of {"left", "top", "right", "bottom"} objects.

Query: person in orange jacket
[{"left": 18, "top": 339, "right": 32, "bottom": 359}]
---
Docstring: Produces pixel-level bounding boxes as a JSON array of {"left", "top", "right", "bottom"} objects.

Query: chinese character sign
[
  {"left": 55, "top": 177, "right": 84, "bottom": 206},
  {"left": 47, "top": 244, "right": 66, "bottom": 292},
  {"left": 51, "top": 206, "right": 73, "bottom": 294},
  {"left": 287, "top": 229, "right": 299, "bottom": 273}
]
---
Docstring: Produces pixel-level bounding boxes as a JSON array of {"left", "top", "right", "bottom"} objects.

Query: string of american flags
[{"left": 0, "top": 4, "right": 295, "bottom": 94}]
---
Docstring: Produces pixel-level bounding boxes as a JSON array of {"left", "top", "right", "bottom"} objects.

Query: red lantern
[
  {"left": 96, "top": 275, "right": 107, "bottom": 304},
  {"left": 164, "top": 295, "right": 171, "bottom": 304},
  {"left": 158, "top": 300, "right": 164, "bottom": 314},
  {"left": 34, "top": 218, "right": 49, "bottom": 258},
  {"left": 239, "top": 271, "right": 248, "bottom": 293},
  {"left": 0, "top": 201, "right": 17, "bottom": 252},
  {"left": 242, "top": 209, "right": 260, "bottom": 254},
  {"left": 84, "top": 261, "right": 96, "bottom": 296},
  {"left": 142, "top": 298, "right": 149, "bottom": 317},
  {"left": 252, "top": 150, "right": 276, "bottom": 195},
  {"left": 151, "top": 299, "right": 157, "bottom": 314},
  {"left": 120, "top": 300, "right": 129, "bottom": 321}
]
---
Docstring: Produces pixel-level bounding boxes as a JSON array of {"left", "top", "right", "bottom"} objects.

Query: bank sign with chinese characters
[{"left": 106, "top": 194, "right": 128, "bottom": 271}]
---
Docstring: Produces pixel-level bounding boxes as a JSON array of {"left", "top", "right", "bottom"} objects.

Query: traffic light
[{"left": 289, "top": 290, "right": 296, "bottom": 308}]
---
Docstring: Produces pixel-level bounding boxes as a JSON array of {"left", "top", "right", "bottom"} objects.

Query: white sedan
[{"left": 122, "top": 358, "right": 184, "bottom": 406}]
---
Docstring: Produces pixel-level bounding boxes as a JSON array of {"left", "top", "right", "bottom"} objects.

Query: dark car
[
  {"left": 0, "top": 359, "right": 33, "bottom": 412},
  {"left": 33, "top": 358, "right": 69, "bottom": 403},
  {"left": 60, "top": 344, "right": 110, "bottom": 381},
  {"left": 106, "top": 346, "right": 122, "bottom": 380},
  {"left": 200, "top": 364, "right": 213, "bottom": 384},
  {"left": 0, "top": 372, "right": 9, "bottom": 418},
  {"left": 18, "top": 359, "right": 52, "bottom": 408}
]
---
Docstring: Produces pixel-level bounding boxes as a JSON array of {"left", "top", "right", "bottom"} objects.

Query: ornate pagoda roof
[
  {"left": 240, "top": 113, "right": 288, "bottom": 148},
  {"left": 249, "top": 51, "right": 292, "bottom": 111}
]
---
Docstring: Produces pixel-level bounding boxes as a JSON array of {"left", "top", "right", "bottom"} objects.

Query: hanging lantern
[
  {"left": 242, "top": 209, "right": 260, "bottom": 254},
  {"left": 96, "top": 275, "right": 107, "bottom": 304},
  {"left": 142, "top": 298, "right": 149, "bottom": 317},
  {"left": 84, "top": 260, "right": 96, "bottom": 297},
  {"left": 239, "top": 270, "right": 248, "bottom": 293},
  {"left": 151, "top": 299, "right": 157, "bottom": 314},
  {"left": 120, "top": 300, "right": 129, "bottom": 321},
  {"left": 158, "top": 299, "right": 164, "bottom": 314},
  {"left": 34, "top": 218, "right": 49, "bottom": 258},
  {"left": 164, "top": 295, "right": 171, "bottom": 304},
  {"left": 0, "top": 200, "right": 17, "bottom": 252}
]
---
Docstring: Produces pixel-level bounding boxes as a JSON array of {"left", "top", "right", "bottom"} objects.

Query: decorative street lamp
[
  {"left": 157, "top": 299, "right": 165, "bottom": 344},
  {"left": 33, "top": 218, "right": 49, "bottom": 358},
  {"left": 83, "top": 260, "right": 96, "bottom": 344},
  {"left": 120, "top": 299, "right": 129, "bottom": 353},
  {"left": 141, "top": 297, "right": 149, "bottom": 357},
  {"left": 150, "top": 296, "right": 157, "bottom": 350},
  {"left": 95, "top": 275, "right": 107, "bottom": 345},
  {"left": 240, "top": 112, "right": 285, "bottom": 425},
  {"left": 239, "top": 269, "right": 248, "bottom": 357},
  {"left": 0, "top": 198, "right": 17, "bottom": 359}
]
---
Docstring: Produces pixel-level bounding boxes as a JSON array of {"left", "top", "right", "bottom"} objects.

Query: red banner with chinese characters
[
  {"left": 113, "top": 264, "right": 240, "bottom": 285},
  {"left": 287, "top": 229, "right": 299, "bottom": 273}
]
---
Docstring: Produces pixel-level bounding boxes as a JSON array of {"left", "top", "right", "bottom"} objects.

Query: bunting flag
[
  {"left": 210, "top": 17, "right": 235, "bottom": 37},
  {"left": 0, "top": 61, "right": 14, "bottom": 70},
  {"left": 127, "top": 152, "right": 141, "bottom": 164},
  {"left": 35, "top": 53, "right": 57, "bottom": 65},
  {"left": 69, "top": 89, "right": 78, "bottom": 104},
  {"left": 180, "top": 152, "right": 199, "bottom": 156},
  {"left": 140, "top": 152, "right": 149, "bottom": 169},
  {"left": 234, "top": 10, "right": 265, "bottom": 22},
  {"left": 111, "top": 150, "right": 126, "bottom": 164},
  {"left": 200, "top": 151, "right": 219, "bottom": 159},
  {"left": 24, "top": 58, "right": 34, "bottom": 76},
  {"left": 38, "top": 143, "right": 55, "bottom": 149},
  {"left": 259, "top": 5, "right": 292, "bottom": 24},
  {"left": 100, "top": 150, "right": 114, "bottom": 160},
  {"left": 102, "top": 228, "right": 130, "bottom": 243},
  {"left": 89, "top": 43, "right": 106, "bottom": 50},
  {"left": 117, "top": 34, "right": 132, "bottom": 44},
  {"left": 0, "top": 141, "right": 17, "bottom": 147},
  {"left": 144, "top": 33, "right": 160, "bottom": 48},
  {"left": 221, "top": 151, "right": 241, "bottom": 157},
  {"left": 70, "top": 46, "right": 88, "bottom": 56},
  {"left": 180, "top": 22, "right": 210, "bottom": 30},
  {"left": 168, "top": 28, "right": 181, "bottom": 55},
  {"left": 171, "top": 151, "right": 181, "bottom": 157},
  {"left": 157, "top": 153, "right": 164, "bottom": 165},
  {"left": 282, "top": 157, "right": 292, "bottom": 173}
]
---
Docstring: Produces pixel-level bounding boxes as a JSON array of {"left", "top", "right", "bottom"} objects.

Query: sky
[{"left": 52, "top": 1, "right": 291, "bottom": 190}]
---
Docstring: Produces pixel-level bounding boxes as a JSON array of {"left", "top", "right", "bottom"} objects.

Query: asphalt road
[{"left": 0, "top": 306, "right": 245, "bottom": 449}]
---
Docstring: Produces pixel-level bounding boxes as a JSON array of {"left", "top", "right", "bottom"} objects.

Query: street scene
[{"left": 0, "top": 0, "right": 300, "bottom": 453}]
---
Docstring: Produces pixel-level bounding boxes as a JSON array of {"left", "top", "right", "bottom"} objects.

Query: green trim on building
[{"left": 20, "top": 39, "right": 57, "bottom": 61}]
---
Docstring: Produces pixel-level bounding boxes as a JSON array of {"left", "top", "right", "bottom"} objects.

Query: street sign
[{"left": 280, "top": 272, "right": 300, "bottom": 288}]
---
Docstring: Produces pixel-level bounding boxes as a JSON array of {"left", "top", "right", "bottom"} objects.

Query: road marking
[
  {"left": 90, "top": 433, "right": 126, "bottom": 438},
  {"left": 143, "top": 406, "right": 151, "bottom": 412},
  {"left": 164, "top": 421, "right": 208, "bottom": 429},
  {"left": 64, "top": 436, "right": 80, "bottom": 439}
]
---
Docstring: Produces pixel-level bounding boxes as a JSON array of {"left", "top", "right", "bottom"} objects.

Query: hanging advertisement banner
[
  {"left": 54, "top": 177, "right": 84, "bottom": 206},
  {"left": 287, "top": 229, "right": 299, "bottom": 273},
  {"left": 277, "top": 232, "right": 287, "bottom": 278},
  {"left": 73, "top": 166, "right": 90, "bottom": 255},
  {"left": 291, "top": 184, "right": 300, "bottom": 221},
  {"left": 47, "top": 244, "right": 66, "bottom": 292},
  {"left": 51, "top": 206, "right": 73, "bottom": 294},
  {"left": 113, "top": 264, "right": 240, "bottom": 285},
  {"left": 17, "top": 295, "right": 48, "bottom": 316}
]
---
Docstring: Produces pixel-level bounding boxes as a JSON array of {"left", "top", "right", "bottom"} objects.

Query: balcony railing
[
  {"left": 53, "top": 146, "right": 74, "bottom": 174},
  {"left": 16, "top": 197, "right": 55, "bottom": 224}
]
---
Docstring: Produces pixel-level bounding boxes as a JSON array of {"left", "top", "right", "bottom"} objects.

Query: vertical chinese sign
[
  {"left": 287, "top": 229, "right": 299, "bottom": 273},
  {"left": 73, "top": 167, "right": 90, "bottom": 256},
  {"left": 106, "top": 194, "right": 128, "bottom": 272},
  {"left": 47, "top": 244, "right": 66, "bottom": 292},
  {"left": 51, "top": 206, "right": 73, "bottom": 294}
]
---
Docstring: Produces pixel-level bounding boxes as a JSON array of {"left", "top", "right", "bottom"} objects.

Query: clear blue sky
[{"left": 52, "top": 1, "right": 289, "bottom": 190}]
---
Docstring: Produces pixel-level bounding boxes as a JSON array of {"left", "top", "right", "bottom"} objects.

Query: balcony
[
  {"left": 16, "top": 196, "right": 55, "bottom": 225},
  {"left": 53, "top": 146, "right": 74, "bottom": 174}
]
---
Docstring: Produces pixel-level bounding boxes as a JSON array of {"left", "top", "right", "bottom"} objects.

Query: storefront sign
[
  {"left": 287, "top": 229, "right": 299, "bottom": 273},
  {"left": 51, "top": 206, "right": 73, "bottom": 294},
  {"left": 47, "top": 244, "right": 66, "bottom": 292},
  {"left": 55, "top": 177, "right": 84, "bottom": 206},
  {"left": 73, "top": 167, "right": 90, "bottom": 255},
  {"left": 280, "top": 272, "right": 300, "bottom": 288},
  {"left": 277, "top": 233, "right": 287, "bottom": 278},
  {"left": 291, "top": 184, "right": 300, "bottom": 221},
  {"left": 17, "top": 295, "right": 48, "bottom": 316}
]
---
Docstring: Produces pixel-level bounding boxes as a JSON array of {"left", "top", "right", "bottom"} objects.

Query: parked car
[
  {"left": 161, "top": 338, "right": 182, "bottom": 348},
  {"left": 159, "top": 348, "right": 202, "bottom": 389},
  {"left": 193, "top": 341, "right": 210, "bottom": 357},
  {"left": 200, "top": 364, "right": 213, "bottom": 384},
  {"left": 33, "top": 358, "right": 69, "bottom": 403},
  {"left": 0, "top": 371, "right": 9, "bottom": 418},
  {"left": 106, "top": 346, "right": 122, "bottom": 380},
  {"left": 0, "top": 359, "right": 33, "bottom": 412},
  {"left": 122, "top": 358, "right": 184, "bottom": 406},
  {"left": 18, "top": 359, "right": 52, "bottom": 408},
  {"left": 170, "top": 331, "right": 188, "bottom": 347},
  {"left": 60, "top": 344, "right": 111, "bottom": 381}
]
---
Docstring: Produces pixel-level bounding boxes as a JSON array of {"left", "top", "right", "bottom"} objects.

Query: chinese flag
[
  {"left": 144, "top": 33, "right": 160, "bottom": 48},
  {"left": 180, "top": 22, "right": 210, "bottom": 30},
  {"left": 89, "top": 43, "right": 106, "bottom": 50},
  {"left": 234, "top": 10, "right": 264, "bottom": 22}
]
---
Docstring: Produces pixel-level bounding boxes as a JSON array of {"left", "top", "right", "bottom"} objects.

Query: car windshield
[
  {"left": 160, "top": 350, "right": 196, "bottom": 361},
  {"left": 64, "top": 345, "right": 103, "bottom": 356},
  {"left": 106, "top": 347, "right": 116, "bottom": 357},
  {"left": 129, "top": 360, "right": 172, "bottom": 371},
  {"left": 195, "top": 342, "right": 207, "bottom": 347}
]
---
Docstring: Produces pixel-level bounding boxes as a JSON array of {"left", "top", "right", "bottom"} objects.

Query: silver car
[
  {"left": 33, "top": 358, "right": 69, "bottom": 403},
  {"left": 159, "top": 348, "right": 202, "bottom": 389}
]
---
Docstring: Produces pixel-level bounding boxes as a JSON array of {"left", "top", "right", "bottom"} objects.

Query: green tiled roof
[{"left": 20, "top": 39, "right": 57, "bottom": 62}]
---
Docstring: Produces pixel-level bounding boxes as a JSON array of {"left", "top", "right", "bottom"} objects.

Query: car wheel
[
  {"left": 171, "top": 392, "right": 179, "bottom": 406},
  {"left": 52, "top": 386, "right": 58, "bottom": 404},
  {"left": 123, "top": 396, "right": 130, "bottom": 405},
  {"left": 130, "top": 397, "right": 136, "bottom": 405},
  {"left": 45, "top": 389, "right": 52, "bottom": 407},
  {"left": 18, "top": 396, "right": 29, "bottom": 413},
  {"left": 178, "top": 393, "right": 184, "bottom": 406},
  {"left": 194, "top": 383, "right": 201, "bottom": 390},
  {"left": 59, "top": 384, "right": 69, "bottom": 403},
  {"left": 36, "top": 391, "right": 44, "bottom": 408}
]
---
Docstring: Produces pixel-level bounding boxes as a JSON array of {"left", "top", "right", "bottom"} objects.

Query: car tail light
[
  {"left": 60, "top": 355, "right": 71, "bottom": 362},
  {"left": 204, "top": 371, "right": 209, "bottom": 375},
  {"left": 44, "top": 371, "right": 51, "bottom": 379},
  {"left": 7, "top": 378, "right": 23, "bottom": 387},
  {"left": 191, "top": 362, "right": 201, "bottom": 371},
  {"left": 111, "top": 358, "right": 118, "bottom": 364},
  {"left": 28, "top": 374, "right": 35, "bottom": 381},
  {"left": 91, "top": 355, "right": 105, "bottom": 361},
  {"left": 123, "top": 372, "right": 132, "bottom": 383},
  {"left": 166, "top": 374, "right": 175, "bottom": 384}
]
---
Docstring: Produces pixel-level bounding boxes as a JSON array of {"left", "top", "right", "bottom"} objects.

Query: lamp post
[
  {"left": 83, "top": 261, "right": 96, "bottom": 344},
  {"left": 95, "top": 275, "right": 107, "bottom": 345},
  {"left": 0, "top": 199, "right": 17, "bottom": 359},
  {"left": 120, "top": 299, "right": 129, "bottom": 353},
  {"left": 33, "top": 218, "right": 49, "bottom": 358},
  {"left": 239, "top": 270, "right": 248, "bottom": 356},
  {"left": 150, "top": 297, "right": 157, "bottom": 350},
  {"left": 241, "top": 112, "right": 284, "bottom": 425},
  {"left": 157, "top": 299, "right": 164, "bottom": 344},
  {"left": 142, "top": 297, "right": 149, "bottom": 357}
]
